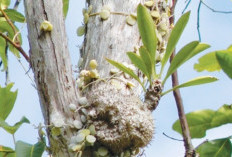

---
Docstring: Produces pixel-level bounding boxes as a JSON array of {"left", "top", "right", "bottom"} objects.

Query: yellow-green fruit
[
  {"left": 89, "top": 59, "right": 98, "bottom": 69},
  {"left": 40, "top": 20, "right": 53, "bottom": 32}
]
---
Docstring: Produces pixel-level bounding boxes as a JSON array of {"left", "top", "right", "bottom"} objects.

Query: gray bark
[
  {"left": 24, "top": 0, "right": 157, "bottom": 156},
  {"left": 24, "top": 0, "right": 79, "bottom": 156}
]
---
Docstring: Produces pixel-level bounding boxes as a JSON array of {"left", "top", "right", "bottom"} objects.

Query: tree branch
[
  {"left": 0, "top": 32, "right": 30, "bottom": 62},
  {"left": 170, "top": 0, "right": 195, "bottom": 156}
]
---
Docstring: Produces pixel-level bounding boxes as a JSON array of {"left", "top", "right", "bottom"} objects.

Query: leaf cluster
[{"left": 107, "top": 4, "right": 216, "bottom": 94}]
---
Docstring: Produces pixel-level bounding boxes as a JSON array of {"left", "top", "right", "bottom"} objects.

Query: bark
[
  {"left": 24, "top": 0, "right": 167, "bottom": 156},
  {"left": 24, "top": 0, "right": 79, "bottom": 156}
]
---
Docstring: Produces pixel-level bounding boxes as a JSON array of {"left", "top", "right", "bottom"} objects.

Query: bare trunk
[
  {"left": 24, "top": 0, "right": 79, "bottom": 156},
  {"left": 24, "top": 0, "right": 168, "bottom": 156}
]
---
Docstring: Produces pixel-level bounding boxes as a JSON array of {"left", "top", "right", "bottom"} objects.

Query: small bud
[
  {"left": 75, "top": 133, "right": 85, "bottom": 143},
  {"left": 84, "top": 13, "right": 89, "bottom": 24},
  {"left": 69, "top": 103, "right": 77, "bottom": 111},
  {"left": 126, "top": 15, "right": 136, "bottom": 26},
  {"left": 89, "top": 124, "right": 96, "bottom": 135},
  {"left": 98, "top": 147, "right": 108, "bottom": 156},
  {"left": 90, "top": 69, "right": 100, "bottom": 79},
  {"left": 81, "top": 115, "right": 87, "bottom": 123},
  {"left": 73, "top": 120, "right": 83, "bottom": 129},
  {"left": 79, "top": 129, "right": 90, "bottom": 136},
  {"left": 78, "top": 97, "right": 88, "bottom": 106},
  {"left": 144, "top": 1, "right": 154, "bottom": 7},
  {"left": 151, "top": 11, "right": 160, "bottom": 19},
  {"left": 77, "top": 26, "right": 85, "bottom": 36},
  {"left": 40, "top": 20, "right": 53, "bottom": 32},
  {"left": 86, "top": 135, "right": 96, "bottom": 144},
  {"left": 89, "top": 59, "right": 98, "bottom": 69},
  {"left": 100, "top": 6, "right": 110, "bottom": 20}
]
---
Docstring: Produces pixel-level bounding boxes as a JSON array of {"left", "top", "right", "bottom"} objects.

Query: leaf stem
[
  {"left": 170, "top": 0, "right": 196, "bottom": 156},
  {"left": 0, "top": 8, "right": 18, "bottom": 42},
  {"left": 0, "top": 32, "right": 30, "bottom": 62}
]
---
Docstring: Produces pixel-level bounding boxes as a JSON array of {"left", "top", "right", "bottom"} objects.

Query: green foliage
[
  {"left": 196, "top": 138, "right": 232, "bottom": 157},
  {"left": 161, "top": 11, "right": 190, "bottom": 74},
  {"left": 163, "top": 41, "right": 210, "bottom": 83},
  {"left": 0, "top": 21, "right": 22, "bottom": 57},
  {"left": 127, "top": 51, "right": 150, "bottom": 82},
  {"left": 139, "top": 46, "right": 154, "bottom": 83},
  {"left": 0, "top": 83, "right": 17, "bottom": 120},
  {"left": 216, "top": 51, "right": 232, "bottom": 79},
  {"left": 0, "top": 145, "right": 15, "bottom": 157},
  {"left": 162, "top": 76, "right": 218, "bottom": 96},
  {"left": 194, "top": 45, "right": 232, "bottom": 72},
  {"left": 0, "top": 37, "right": 7, "bottom": 70},
  {"left": 4, "top": 9, "right": 25, "bottom": 22},
  {"left": 194, "top": 51, "right": 222, "bottom": 72},
  {"left": 62, "top": 0, "right": 69, "bottom": 17},
  {"left": 106, "top": 58, "right": 145, "bottom": 90},
  {"left": 0, "top": 0, "right": 11, "bottom": 9},
  {"left": 15, "top": 141, "right": 45, "bottom": 157},
  {"left": 137, "top": 4, "right": 157, "bottom": 69},
  {"left": 173, "top": 104, "right": 232, "bottom": 138},
  {"left": 0, "top": 116, "right": 30, "bottom": 134},
  {"left": 163, "top": 41, "right": 198, "bottom": 83}
]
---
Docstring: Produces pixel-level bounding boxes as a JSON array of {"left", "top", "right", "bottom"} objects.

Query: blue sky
[{"left": 1, "top": 0, "right": 232, "bottom": 156}]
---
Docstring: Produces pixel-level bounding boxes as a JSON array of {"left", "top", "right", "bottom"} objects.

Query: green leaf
[
  {"left": 216, "top": 51, "right": 232, "bottom": 79},
  {"left": 106, "top": 58, "right": 145, "bottom": 90},
  {"left": 0, "top": 83, "right": 17, "bottom": 120},
  {"left": 127, "top": 52, "right": 149, "bottom": 79},
  {"left": 0, "top": 0, "right": 11, "bottom": 9},
  {"left": 62, "top": 0, "right": 69, "bottom": 18},
  {"left": 0, "top": 21, "right": 22, "bottom": 57},
  {"left": 173, "top": 104, "right": 232, "bottom": 138},
  {"left": 194, "top": 52, "right": 220, "bottom": 72},
  {"left": 0, "top": 37, "right": 7, "bottom": 71},
  {"left": 162, "top": 76, "right": 218, "bottom": 96},
  {"left": 161, "top": 11, "right": 190, "bottom": 73},
  {"left": 196, "top": 138, "right": 232, "bottom": 157},
  {"left": 163, "top": 41, "right": 199, "bottom": 84},
  {"left": 187, "top": 43, "right": 211, "bottom": 59},
  {"left": 139, "top": 46, "right": 154, "bottom": 82},
  {"left": 137, "top": 4, "right": 157, "bottom": 67},
  {"left": 0, "top": 116, "right": 30, "bottom": 134},
  {"left": 15, "top": 141, "right": 45, "bottom": 157},
  {"left": 0, "top": 145, "right": 14, "bottom": 153},
  {"left": 0, "top": 145, "right": 15, "bottom": 157},
  {"left": 4, "top": 9, "right": 25, "bottom": 23}
]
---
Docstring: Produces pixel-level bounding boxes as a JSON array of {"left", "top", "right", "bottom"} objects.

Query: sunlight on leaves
[
  {"left": 196, "top": 138, "right": 232, "bottom": 157},
  {"left": 161, "top": 11, "right": 190, "bottom": 74},
  {"left": 0, "top": 83, "right": 17, "bottom": 120},
  {"left": 15, "top": 141, "right": 45, "bottom": 157},
  {"left": 173, "top": 104, "right": 232, "bottom": 138},
  {"left": 216, "top": 51, "right": 232, "bottom": 79}
]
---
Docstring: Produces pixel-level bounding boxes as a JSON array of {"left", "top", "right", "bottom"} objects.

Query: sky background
[{"left": 1, "top": 0, "right": 232, "bottom": 156}]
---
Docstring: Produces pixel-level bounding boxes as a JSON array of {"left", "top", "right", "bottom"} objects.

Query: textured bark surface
[
  {"left": 24, "top": 0, "right": 79, "bottom": 156},
  {"left": 80, "top": 0, "right": 155, "bottom": 155},
  {"left": 81, "top": 0, "right": 141, "bottom": 77}
]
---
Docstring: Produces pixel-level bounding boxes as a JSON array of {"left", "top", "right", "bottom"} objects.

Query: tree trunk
[
  {"left": 24, "top": 0, "right": 79, "bottom": 156},
  {"left": 24, "top": 0, "right": 168, "bottom": 156}
]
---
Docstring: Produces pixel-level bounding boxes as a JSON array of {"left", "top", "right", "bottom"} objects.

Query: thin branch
[
  {"left": 201, "top": 0, "right": 232, "bottom": 14},
  {"left": 0, "top": 32, "right": 30, "bottom": 62},
  {"left": 0, "top": 8, "right": 18, "bottom": 38},
  {"left": 5, "top": 43, "right": 10, "bottom": 85},
  {"left": 182, "top": 0, "right": 192, "bottom": 14},
  {"left": 197, "top": 1, "right": 202, "bottom": 41},
  {"left": 170, "top": 0, "right": 195, "bottom": 156},
  {"left": 13, "top": 0, "right": 22, "bottom": 10},
  {"left": 163, "top": 132, "right": 183, "bottom": 141}
]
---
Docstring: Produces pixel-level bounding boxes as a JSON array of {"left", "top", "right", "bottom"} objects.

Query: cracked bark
[{"left": 24, "top": 0, "right": 79, "bottom": 156}]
